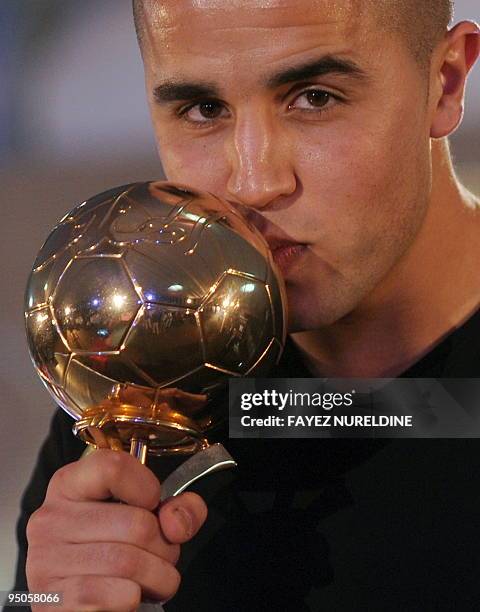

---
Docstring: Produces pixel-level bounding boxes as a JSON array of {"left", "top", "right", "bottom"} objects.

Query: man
[{"left": 11, "top": 0, "right": 480, "bottom": 610}]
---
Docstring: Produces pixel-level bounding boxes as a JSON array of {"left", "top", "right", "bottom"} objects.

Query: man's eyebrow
[
  {"left": 152, "top": 55, "right": 368, "bottom": 104},
  {"left": 264, "top": 54, "right": 369, "bottom": 88},
  {"left": 153, "top": 81, "right": 220, "bottom": 103}
]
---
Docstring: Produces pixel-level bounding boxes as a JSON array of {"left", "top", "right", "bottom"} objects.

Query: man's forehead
[
  {"left": 188, "top": 0, "right": 349, "bottom": 8},
  {"left": 141, "top": 0, "right": 372, "bottom": 70},
  {"left": 142, "top": 0, "right": 365, "bottom": 38},
  {"left": 144, "top": 0, "right": 357, "bottom": 16}
]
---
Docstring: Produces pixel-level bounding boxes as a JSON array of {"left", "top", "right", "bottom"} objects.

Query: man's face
[{"left": 141, "top": 0, "right": 433, "bottom": 332}]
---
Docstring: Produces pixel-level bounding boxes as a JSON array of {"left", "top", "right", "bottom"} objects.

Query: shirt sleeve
[{"left": 9, "top": 407, "right": 85, "bottom": 595}]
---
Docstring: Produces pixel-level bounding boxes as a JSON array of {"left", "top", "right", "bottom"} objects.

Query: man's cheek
[
  {"left": 297, "top": 157, "right": 406, "bottom": 268},
  {"left": 162, "top": 151, "right": 196, "bottom": 183},
  {"left": 298, "top": 130, "right": 392, "bottom": 197},
  {"left": 156, "top": 126, "right": 219, "bottom": 185},
  {"left": 297, "top": 144, "right": 389, "bottom": 228}
]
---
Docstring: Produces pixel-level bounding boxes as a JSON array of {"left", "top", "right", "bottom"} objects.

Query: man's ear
[{"left": 430, "top": 21, "right": 480, "bottom": 139}]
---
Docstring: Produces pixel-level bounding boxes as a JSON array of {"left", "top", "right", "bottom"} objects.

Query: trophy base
[{"left": 73, "top": 398, "right": 210, "bottom": 457}]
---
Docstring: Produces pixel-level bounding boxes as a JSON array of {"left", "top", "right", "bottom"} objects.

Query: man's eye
[
  {"left": 180, "top": 100, "right": 228, "bottom": 124},
  {"left": 289, "top": 89, "right": 336, "bottom": 112}
]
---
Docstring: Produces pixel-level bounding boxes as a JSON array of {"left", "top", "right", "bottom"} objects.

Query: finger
[
  {"left": 29, "top": 500, "right": 180, "bottom": 565},
  {"left": 42, "top": 575, "right": 141, "bottom": 612},
  {"left": 158, "top": 491, "right": 208, "bottom": 544},
  {"left": 46, "top": 449, "right": 161, "bottom": 510},
  {"left": 35, "top": 542, "right": 181, "bottom": 604}
]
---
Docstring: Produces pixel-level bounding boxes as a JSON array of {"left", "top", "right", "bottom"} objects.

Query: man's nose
[{"left": 225, "top": 109, "right": 296, "bottom": 209}]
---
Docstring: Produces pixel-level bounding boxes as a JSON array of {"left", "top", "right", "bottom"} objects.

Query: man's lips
[{"left": 263, "top": 235, "right": 308, "bottom": 275}]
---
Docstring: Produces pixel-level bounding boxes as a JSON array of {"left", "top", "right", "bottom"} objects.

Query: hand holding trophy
[{"left": 25, "top": 180, "right": 286, "bottom": 497}]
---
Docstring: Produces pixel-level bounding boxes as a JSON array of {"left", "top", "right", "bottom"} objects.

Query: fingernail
[{"left": 173, "top": 506, "right": 194, "bottom": 538}]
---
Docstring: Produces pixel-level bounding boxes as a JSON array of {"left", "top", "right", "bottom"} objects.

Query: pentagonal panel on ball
[
  {"left": 25, "top": 307, "right": 70, "bottom": 386},
  {"left": 45, "top": 383, "right": 82, "bottom": 420},
  {"left": 26, "top": 247, "right": 76, "bottom": 311},
  {"left": 64, "top": 357, "right": 122, "bottom": 413},
  {"left": 165, "top": 363, "right": 237, "bottom": 397},
  {"left": 52, "top": 257, "right": 141, "bottom": 352},
  {"left": 25, "top": 259, "right": 54, "bottom": 311},
  {"left": 121, "top": 303, "right": 203, "bottom": 385},
  {"left": 124, "top": 247, "right": 208, "bottom": 309},
  {"left": 33, "top": 194, "right": 119, "bottom": 272},
  {"left": 198, "top": 273, "right": 273, "bottom": 374},
  {"left": 198, "top": 218, "right": 269, "bottom": 283},
  {"left": 74, "top": 353, "right": 157, "bottom": 388}
]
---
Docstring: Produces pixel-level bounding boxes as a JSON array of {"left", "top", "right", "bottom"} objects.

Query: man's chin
[
  {"left": 284, "top": 285, "right": 358, "bottom": 333},
  {"left": 286, "top": 306, "right": 335, "bottom": 334},
  {"left": 284, "top": 285, "right": 325, "bottom": 333}
]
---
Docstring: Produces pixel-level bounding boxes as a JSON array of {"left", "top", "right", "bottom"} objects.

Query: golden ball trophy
[{"left": 24, "top": 181, "right": 287, "bottom": 501}]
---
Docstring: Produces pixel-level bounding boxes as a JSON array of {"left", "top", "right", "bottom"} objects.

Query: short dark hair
[
  {"left": 373, "top": 1, "right": 454, "bottom": 65},
  {"left": 132, "top": 0, "right": 145, "bottom": 50},
  {"left": 132, "top": 0, "right": 454, "bottom": 66}
]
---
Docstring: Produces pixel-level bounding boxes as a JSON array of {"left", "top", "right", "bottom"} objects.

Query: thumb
[{"left": 158, "top": 491, "right": 208, "bottom": 544}]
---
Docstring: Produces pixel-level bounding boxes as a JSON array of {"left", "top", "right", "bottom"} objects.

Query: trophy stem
[{"left": 130, "top": 436, "right": 149, "bottom": 464}]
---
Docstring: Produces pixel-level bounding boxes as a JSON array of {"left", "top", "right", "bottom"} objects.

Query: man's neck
[{"left": 291, "top": 140, "right": 480, "bottom": 378}]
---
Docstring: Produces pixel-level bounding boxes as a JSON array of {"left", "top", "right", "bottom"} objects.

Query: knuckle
[
  {"left": 26, "top": 505, "right": 53, "bottom": 543},
  {"left": 163, "top": 566, "right": 182, "bottom": 602},
  {"left": 146, "top": 477, "right": 162, "bottom": 510},
  {"left": 123, "top": 585, "right": 142, "bottom": 612},
  {"left": 109, "top": 544, "right": 140, "bottom": 578},
  {"left": 69, "top": 575, "right": 101, "bottom": 609},
  {"left": 46, "top": 463, "right": 71, "bottom": 495},
  {"left": 25, "top": 509, "right": 41, "bottom": 543},
  {"left": 68, "top": 575, "right": 141, "bottom": 612},
  {"left": 25, "top": 554, "right": 40, "bottom": 588},
  {"left": 129, "top": 508, "right": 158, "bottom": 546},
  {"left": 26, "top": 546, "right": 51, "bottom": 588},
  {"left": 124, "top": 586, "right": 142, "bottom": 612},
  {"left": 101, "top": 448, "right": 127, "bottom": 482}
]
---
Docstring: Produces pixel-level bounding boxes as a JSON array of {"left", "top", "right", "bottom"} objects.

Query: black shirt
[{"left": 9, "top": 307, "right": 480, "bottom": 611}]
